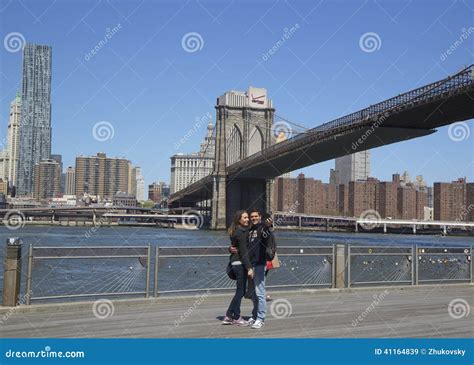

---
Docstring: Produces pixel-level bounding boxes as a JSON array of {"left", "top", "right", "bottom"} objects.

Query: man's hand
[
  {"left": 247, "top": 268, "right": 254, "bottom": 279},
  {"left": 265, "top": 217, "right": 273, "bottom": 227},
  {"left": 228, "top": 245, "right": 238, "bottom": 254}
]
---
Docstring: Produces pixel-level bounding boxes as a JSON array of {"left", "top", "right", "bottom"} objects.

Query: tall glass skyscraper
[{"left": 17, "top": 43, "right": 52, "bottom": 196}]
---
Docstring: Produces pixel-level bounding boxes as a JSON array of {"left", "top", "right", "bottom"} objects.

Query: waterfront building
[
  {"left": 74, "top": 153, "right": 132, "bottom": 200},
  {"left": 33, "top": 159, "right": 61, "bottom": 200},
  {"left": 170, "top": 122, "right": 215, "bottom": 194},
  {"left": 65, "top": 167, "right": 75, "bottom": 195},
  {"left": 148, "top": 182, "right": 170, "bottom": 203}
]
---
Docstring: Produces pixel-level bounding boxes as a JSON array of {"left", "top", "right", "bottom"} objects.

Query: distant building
[
  {"left": 170, "top": 122, "right": 215, "bottom": 194},
  {"left": 148, "top": 182, "right": 170, "bottom": 203},
  {"left": 17, "top": 43, "right": 53, "bottom": 196},
  {"left": 334, "top": 151, "right": 370, "bottom": 185},
  {"left": 348, "top": 178, "right": 378, "bottom": 217},
  {"left": 75, "top": 153, "right": 132, "bottom": 200},
  {"left": 33, "top": 159, "right": 61, "bottom": 201},
  {"left": 0, "top": 179, "right": 8, "bottom": 196},
  {"left": 65, "top": 167, "right": 75, "bottom": 195},
  {"left": 132, "top": 167, "right": 145, "bottom": 201},
  {"left": 113, "top": 193, "right": 137, "bottom": 207},
  {"left": 434, "top": 178, "right": 467, "bottom": 221}
]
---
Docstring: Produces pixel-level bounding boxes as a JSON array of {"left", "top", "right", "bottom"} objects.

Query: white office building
[
  {"left": 170, "top": 122, "right": 215, "bottom": 194},
  {"left": 334, "top": 150, "right": 371, "bottom": 185}
]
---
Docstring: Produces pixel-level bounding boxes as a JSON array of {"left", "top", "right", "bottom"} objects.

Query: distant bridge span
[{"left": 170, "top": 65, "right": 474, "bottom": 229}]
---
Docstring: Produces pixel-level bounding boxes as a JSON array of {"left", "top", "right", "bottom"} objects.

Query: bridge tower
[{"left": 211, "top": 87, "right": 275, "bottom": 229}]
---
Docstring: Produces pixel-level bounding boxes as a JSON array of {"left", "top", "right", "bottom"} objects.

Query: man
[{"left": 230, "top": 209, "right": 274, "bottom": 329}]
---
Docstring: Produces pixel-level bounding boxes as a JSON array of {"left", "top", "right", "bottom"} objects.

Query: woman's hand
[{"left": 247, "top": 268, "right": 254, "bottom": 279}]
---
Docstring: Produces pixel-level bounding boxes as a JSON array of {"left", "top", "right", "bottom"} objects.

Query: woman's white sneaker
[{"left": 251, "top": 319, "right": 264, "bottom": 329}]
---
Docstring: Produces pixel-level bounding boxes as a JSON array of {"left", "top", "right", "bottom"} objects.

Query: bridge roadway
[{"left": 1, "top": 284, "right": 472, "bottom": 338}]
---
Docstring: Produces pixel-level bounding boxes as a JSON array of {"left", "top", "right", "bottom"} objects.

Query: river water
[{"left": 0, "top": 226, "right": 471, "bottom": 304}]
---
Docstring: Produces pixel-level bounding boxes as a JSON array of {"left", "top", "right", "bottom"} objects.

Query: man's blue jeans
[{"left": 251, "top": 264, "right": 266, "bottom": 321}]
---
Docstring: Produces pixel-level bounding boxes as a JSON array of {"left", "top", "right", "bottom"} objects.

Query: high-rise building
[
  {"left": 334, "top": 151, "right": 370, "bottom": 185},
  {"left": 397, "top": 184, "right": 417, "bottom": 220},
  {"left": 348, "top": 177, "right": 378, "bottom": 217},
  {"left": 134, "top": 167, "right": 145, "bottom": 202},
  {"left": 65, "top": 166, "right": 75, "bottom": 195},
  {"left": 466, "top": 183, "right": 474, "bottom": 222},
  {"left": 0, "top": 151, "right": 9, "bottom": 182},
  {"left": 74, "top": 153, "right": 131, "bottom": 199},
  {"left": 434, "top": 178, "right": 467, "bottom": 221},
  {"left": 170, "top": 122, "right": 215, "bottom": 194},
  {"left": 34, "top": 159, "right": 61, "bottom": 201},
  {"left": 7, "top": 92, "right": 21, "bottom": 188},
  {"left": 17, "top": 43, "right": 53, "bottom": 196}
]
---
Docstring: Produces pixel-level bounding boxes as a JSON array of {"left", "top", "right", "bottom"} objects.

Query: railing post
[
  {"left": 154, "top": 247, "right": 160, "bottom": 297},
  {"left": 3, "top": 238, "right": 23, "bottom": 306},
  {"left": 331, "top": 244, "right": 336, "bottom": 288},
  {"left": 335, "top": 243, "right": 347, "bottom": 288},
  {"left": 25, "top": 244, "right": 33, "bottom": 305},
  {"left": 411, "top": 244, "right": 415, "bottom": 285},
  {"left": 414, "top": 245, "right": 419, "bottom": 286},
  {"left": 145, "top": 244, "right": 151, "bottom": 298},
  {"left": 470, "top": 245, "right": 473, "bottom": 284}
]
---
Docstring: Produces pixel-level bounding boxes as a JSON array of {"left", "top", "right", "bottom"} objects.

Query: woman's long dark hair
[{"left": 228, "top": 210, "right": 248, "bottom": 236}]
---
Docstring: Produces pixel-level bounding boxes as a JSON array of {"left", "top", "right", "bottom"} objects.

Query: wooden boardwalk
[{"left": 1, "top": 285, "right": 472, "bottom": 338}]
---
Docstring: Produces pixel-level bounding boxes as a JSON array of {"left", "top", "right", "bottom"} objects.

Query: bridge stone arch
[
  {"left": 248, "top": 125, "right": 264, "bottom": 156},
  {"left": 226, "top": 124, "right": 243, "bottom": 166}
]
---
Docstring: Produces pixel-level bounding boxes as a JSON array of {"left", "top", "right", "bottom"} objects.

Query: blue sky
[{"left": 0, "top": 0, "right": 473, "bottom": 189}]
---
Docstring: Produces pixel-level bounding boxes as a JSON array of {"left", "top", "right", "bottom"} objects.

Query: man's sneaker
[
  {"left": 251, "top": 319, "right": 265, "bottom": 329},
  {"left": 247, "top": 318, "right": 256, "bottom": 326},
  {"left": 232, "top": 317, "right": 249, "bottom": 326},
  {"left": 222, "top": 316, "right": 233, "bottom": 325}
]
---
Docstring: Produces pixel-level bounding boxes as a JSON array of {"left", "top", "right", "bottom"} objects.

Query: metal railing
[
  {"left": 24, "top": 245, "right": 151, "bottom": 304},
  {"left": 154, "top": 245, "right": 335, "bottom": 295},
  {"left": 347, "top": 245, "right": 472, "bottom": 287},
  {"left": 3, "top": 242, "right": 472, "bottom": 306}
]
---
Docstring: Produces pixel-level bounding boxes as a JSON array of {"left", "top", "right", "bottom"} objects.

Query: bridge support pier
[
  {"left": 383, "top": 223, "right": 387, "bottom": 233},
  {"left": 354, "top": 222, "right": 358, "bottom": 233},
  {"left": 413, "top": 225, "right": 417, "bottom": 235}
]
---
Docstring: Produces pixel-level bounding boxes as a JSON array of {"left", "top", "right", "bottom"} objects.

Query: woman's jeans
[{"left": 226, "top": 264, "right": 246, "bottom": 319}]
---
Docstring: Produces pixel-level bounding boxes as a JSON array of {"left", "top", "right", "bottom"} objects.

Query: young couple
[{"left": 222, "top": 208, "right": 274, "bottom": 329}]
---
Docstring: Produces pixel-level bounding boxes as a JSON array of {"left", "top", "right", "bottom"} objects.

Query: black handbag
[{"left": 226, "top": 262, "right": 236, "bottom": 280}]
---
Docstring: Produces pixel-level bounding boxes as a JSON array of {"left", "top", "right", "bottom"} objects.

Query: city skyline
[{"left": 0, "top": 0, "right": 473, "bottom": 191}]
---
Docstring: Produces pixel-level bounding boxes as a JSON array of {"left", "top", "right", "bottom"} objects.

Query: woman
[{"left": 222, "top": 210, "right": 254, "bottom": 325}]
